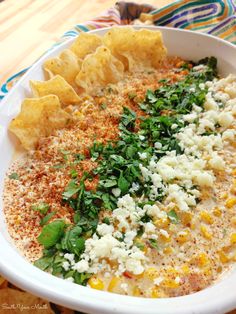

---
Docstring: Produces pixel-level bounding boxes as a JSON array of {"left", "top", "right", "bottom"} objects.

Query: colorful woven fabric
[{"left": 1, "top": 0, "right": 236, "bottom": 100}]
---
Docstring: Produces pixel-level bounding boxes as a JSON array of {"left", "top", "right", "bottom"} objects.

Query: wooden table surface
[{"left": 0, "top": 0, "right": 173, "bottom": 86}]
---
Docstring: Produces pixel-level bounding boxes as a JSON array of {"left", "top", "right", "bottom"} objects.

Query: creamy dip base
[{"left": 3, "top": 57, "right": 236, "bottom": 298}]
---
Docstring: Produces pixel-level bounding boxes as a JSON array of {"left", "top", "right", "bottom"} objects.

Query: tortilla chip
[
  {"left": 43, "top": 49, "right": 81, "bottom": 86},
  {"left": 103, "top": 27, "right": 167, "bottom": 71},
  {"left": 75, "top": 46, "right": 124, "bottom": 95},
  {"left": 9, "top": 95, "right": 71, "bottom": 150},
  {"left": 0, "top": 288, "right": 54, "bottom": 314},
  {"left": 30, "top": 75, "right": 80, "bottom": 107},
  {"left": 70, "top": 32, "right": 102, "bottom": 59}
]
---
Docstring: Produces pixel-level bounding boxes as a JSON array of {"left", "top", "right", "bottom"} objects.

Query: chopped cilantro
[
  {"left": 128, "top": 92, "right": 137, "bottom": 100},
  {"left": 40, "top": 212, "right": 56, "bottom": 226},
  {"left": 167, "top": 210, "right": 179, "bottom": 224},
  {"left": 100, "top": 103, "right": 107, "bottom": 110},
  {"left": 8, "top": 172, "right": 19, "bottom": 180},
  {"left": 37, "top": 220, "right": 66, "bottom": 248},
  {"left": 32, "top": 203, "right": 50, "bottom": 215},
  {"left": 62, "top": 180, "right": 80, "bottom": 200},
  {"left": 149, "top": 239, "right": 159, "bottom": 250},
  {"left": 70, "top": 169, "right": 78, "bottom": 178},
  {"left": 102, "top": 217, "right": 110, "bottom": 225}
]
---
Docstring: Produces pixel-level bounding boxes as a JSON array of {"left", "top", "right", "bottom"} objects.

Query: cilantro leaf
[
  {"left": 8, "top": 172, "right": 19, "bottom": 180},
  {"left": 62, "top": 180, "right": 80, "bottom": 200},
  {"left": 34, "top": 256, "right": 54, "bottom": 271},
  {"left": 37, "top": 220, "right": 66, "bottom": 248},
  {"left": 149, "top": 239, "right": 159, "bottom": 250},
  {"left": 167, "top": 210, "right": 179, "bottom": 224},
  {"left": 61, "top": 226, "right": 85, "bottom": 256},
  {"left": 32, "top": 202, "right": 50, "bottom": 215},
  {"left": 40, "top": 212, "right": 56, "bottom": 226}
]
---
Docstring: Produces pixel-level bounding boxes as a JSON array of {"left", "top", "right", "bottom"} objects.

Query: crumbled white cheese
[
  {"left": 73, "top": 260, "right": 89, "bottom": 273},
  {"left": 112, "top": 187, "right": 121, "bottom": 197},
  {"left": 97, "top": 223, "right": 114, "bottom": 236}
]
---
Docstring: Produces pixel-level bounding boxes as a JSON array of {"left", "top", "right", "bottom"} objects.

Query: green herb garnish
[
  {"left": 32, "top": 203, "right": 50, "bottom": 215},
  {"left": 37, "top": 220, "right": 66, "bottom": 248},
  {"left": 167, "top": 210, "right": 179, "bottom": 224},
  {"left": 8, "top": 172, "right": 19, "bottom": 180}
]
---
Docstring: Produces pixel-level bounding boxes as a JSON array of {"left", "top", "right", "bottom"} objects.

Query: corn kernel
[
  {"left": 151, "top": 287, "right": 161, "bottom": 298},
  {"left": 218, "top": 250, "right": 229, "bottom": 263},
  {"left": 88, "top": 277, "right": 104, "bottom": 290},
  {"left": 225, "top": 198, "right": 236, "bottom": 208},
  {"left": 190, "top": 222, "right": 196, "bottom": 230},
  {"left": 162, "top": 278, "right": 180, "bottom": 288},
  {"left": 154, "top": 217, "right": 169, "bottom": 228},
  {"left": 195, "top": 253, "right": 210, "bottom": 268},
  {"left": 230, "top": 233, "right": 236, "bottom": 245},
  {"left": 176, "top": 229, "right": 190, "bottom": 243},
  {"left": 181, "top": 265, "right": 190, "bottom": 274},
  {"left": 163, "top": 246, "right": 173, "bottom": 255},
  {"left": 220, "top": 192, "right": 228, "bottom": 200},
  {"left": 160, "top": 233, "right": 171, "bottom": 243},
  {"left": 144, "top": 267, "right": 159, "bottom": 280},
  {"left": 108, "top": 277, "right": 120, "bottom": 292},
  {"left": 180, "top": 212, "right": 192, "bottom": 226},
  {"left": 200, "top": 211, "right": 213, "bottom": 224},
  {"left": 231, "top": 216, "right": 236, "bottom": 226},
  {"left": 213, "top": 207, "right": 222, "bottom": 217},
  {"left": 232, "top": 169, "right": 236, "bottom": 176},
  {"left": 202, "top": 266, "right": 212, "bottom": 276},
  {"left": 200, "top": 225, "right": 212, "bottom": 240},
  {"left": 133, "top": 286, "right": 141, "bottom": 297},
  {"left": 230, "top": 185, "right": 236, "bottom": 195}
]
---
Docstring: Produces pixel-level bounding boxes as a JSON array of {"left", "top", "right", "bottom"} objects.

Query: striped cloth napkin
[{"left": 0, "top": 0, "right": 235, "bottom": 101}]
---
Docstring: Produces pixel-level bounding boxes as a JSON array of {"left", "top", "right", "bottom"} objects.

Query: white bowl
[{"left": 0, "top": 26, "right": 236, "bottom": 314}]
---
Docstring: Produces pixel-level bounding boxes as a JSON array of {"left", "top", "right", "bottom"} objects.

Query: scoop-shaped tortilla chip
[
  {"left": 30, "top": 75, "right": 80, "bottom": 107},
  {"left": 75, "top": 46, "right": 124, "bottom": 95},
  {"left": 9, "top": 95, "right": 71, "bottom": 150},
  {"left": 43, "top": 49, "right": 81, "bottom": 86},
  {"left": 103, "top": 27, "right": 167, "bottom": 71},
  {"left": 70, "top": 32, "right": 102, "bottom": 59}
]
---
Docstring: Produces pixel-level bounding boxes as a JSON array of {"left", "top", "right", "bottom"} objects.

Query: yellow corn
[
  {"left": 225, "top": 198, "right": 236, "bottom": 209},
  {"left": 108, "top": 277, "right": 121, "bottom": 292},
  {"left": 144, "top": 267, "right": 159, "bottom": 281},
  {"left": 230, "top": 233, "right": 236, "bottom": 245},
  {"left": 88, "top": 277, "right": 104, "bottom": 290},
  {"left": 160, "top": 233, "right": 171, "bottom": 243},
  {"left": 133, "top": 286, "right": 141, "bottom": 297},
  {"left": 232, "top": 168, "right": 236, "bottom": 176},
  {"left": 213, "top": 207, "right": 222, "bottom": 217},
  {"left": 163, "top": 246, "right": 173, "bottom": 255},
  {"left": 151, "top": 287, "right": 161, "bottom": 298},
  {"left": 220, "top": 192, "right": 228, "bottom": 200},
  {"left": 154, "top": 217, "right": 169, "bottom": 228},
  {"left": 202, "top": 266, "right": 212, "bottom": 276},
  {"left": 181, "top": 265, "right": 190, "bottom": 274},
  {"left": 190, "top": 222, "right": 196, "bottom": 230},
  {"left": 176, "top": 229, "right": 190, "bottom": 243},
  {"left": 231, "top": 216, "right": 236, "bottom": 226},
  {"left": 200, "top": 211, "right": 213, "bottom": 225},
  {"left": 162, "top": 278, "right": 180, "bottom": 288},
  {"left": 218, "top": 250, "right": 229, "bottom": 264},
  {"left": 200, "top": 225, "right": 212, "bottom": 240},
  {"left": 180, "top": 212, "right": 192, "bottom": 226},
  {"left": 198, "top": 253, "right": 210, "bottom": 267},
  {"left": 230, "top": 185, "right": 236, "bottom": 195}
]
